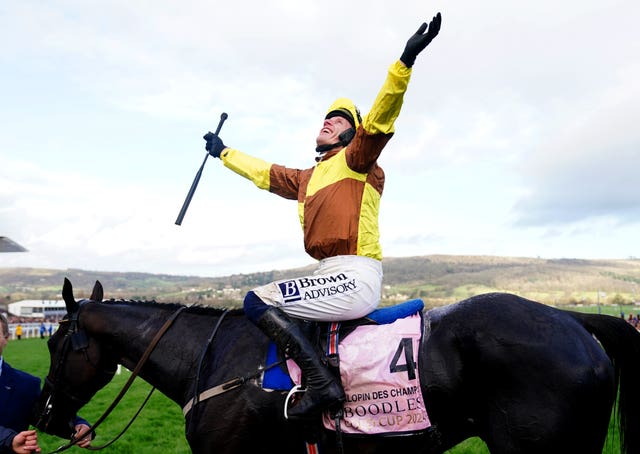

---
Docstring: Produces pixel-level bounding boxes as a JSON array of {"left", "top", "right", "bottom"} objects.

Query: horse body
[
  {"left": 424, "top": 293, "right": 617, "bottom": 453},
  {"left": 34, "top": 280, "right": 640, "bottom": 454}
]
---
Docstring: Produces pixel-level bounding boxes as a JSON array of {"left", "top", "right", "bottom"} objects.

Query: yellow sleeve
[
  {"left": 362, "top": 60, "right": 412, "bottom": 135},
  {"left": 220, "top": 148, "right": 271, "bottom": 190}
]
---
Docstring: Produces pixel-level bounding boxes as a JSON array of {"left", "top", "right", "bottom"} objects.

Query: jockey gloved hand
[
  {"left": 400, "top": 12, "right": 442, "bottom": 68},
  {"left": 203, "top": 132, "right": 226, "bottom": 158}
]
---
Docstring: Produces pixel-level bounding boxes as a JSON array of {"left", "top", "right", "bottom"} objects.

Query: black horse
[{"left": 34, "top": 279, "right": 640, "bottom": 454}]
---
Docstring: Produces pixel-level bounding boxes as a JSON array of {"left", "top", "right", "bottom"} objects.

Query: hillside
[
  {"left": 1, "top": 255, "right": 639, "bottom": 310},
  {"left": 381, "top": 255, "right": 640, "bottom": 307}
]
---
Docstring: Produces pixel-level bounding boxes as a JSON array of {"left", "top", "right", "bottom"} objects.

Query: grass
[
  {"left": 571, "top": 303, "right": 636, "bottom": 317},
  {"left": 5, "top": 320, "right": 625, "bottom": 453}
]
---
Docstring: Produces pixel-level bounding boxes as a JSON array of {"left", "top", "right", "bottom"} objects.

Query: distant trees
[{"left": 610, "top": 293, "right": 627, "bottom": 306}]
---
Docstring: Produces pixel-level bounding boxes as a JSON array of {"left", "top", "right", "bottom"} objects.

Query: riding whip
[{"left": 175, "top": 112, "right": 228, "bottom": 225}]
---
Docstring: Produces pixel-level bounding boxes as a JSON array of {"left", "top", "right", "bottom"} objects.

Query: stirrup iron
[{"left": 284, "top": 385, "right": 306, "bottom": 420}]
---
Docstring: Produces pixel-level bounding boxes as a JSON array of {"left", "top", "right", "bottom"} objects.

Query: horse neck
[{"left": 84, "top": 302, "right": 214, "bottom": 404}]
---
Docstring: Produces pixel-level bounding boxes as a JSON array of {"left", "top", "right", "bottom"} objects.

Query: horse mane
[{"left": 100, "top": 299, "right": 244, "bottom": 317}]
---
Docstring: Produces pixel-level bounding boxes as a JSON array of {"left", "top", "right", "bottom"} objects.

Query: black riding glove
[
  {"left": 203, "top": 132, "right": 226, "bottom": 158},
  {"left": 400, "top": 12, "right": 442, "bottom": 68}
]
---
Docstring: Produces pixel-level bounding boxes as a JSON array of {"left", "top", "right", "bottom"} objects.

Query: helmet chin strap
[
  {"left": 315, "top": 128, "right": 355, "bottom": 154},
  {"left": 315, "top": 142, "right": 342, "bottom": 154}
]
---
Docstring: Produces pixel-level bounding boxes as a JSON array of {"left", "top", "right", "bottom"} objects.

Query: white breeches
[{"left": 252, "top": 255, "right": 383, "bottom": 321}]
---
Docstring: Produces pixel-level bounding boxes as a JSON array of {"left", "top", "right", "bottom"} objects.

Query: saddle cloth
[{"left": 263, "top": 300, "right": 431, "bottom": 436}]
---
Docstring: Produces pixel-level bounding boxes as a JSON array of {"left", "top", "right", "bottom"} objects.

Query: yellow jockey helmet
[{"left": 325, "top": 98, "right": 362, "bottom": 130}]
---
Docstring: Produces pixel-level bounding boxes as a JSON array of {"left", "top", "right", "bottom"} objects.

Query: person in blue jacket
[{"left": 0, "top": 314, "right": 92, "bottom": 454}]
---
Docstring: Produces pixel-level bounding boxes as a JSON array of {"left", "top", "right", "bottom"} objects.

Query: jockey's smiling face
[{"left": 316, "top": 115, "right": 352, "bottom": 148}]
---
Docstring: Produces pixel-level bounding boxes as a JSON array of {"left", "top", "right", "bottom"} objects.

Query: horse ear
[
  {"left": 90, "top": 280, "right": 104, "bottom": 302},
  {"left": 62, "top": 278, "right": 79, "bottom": 313}
]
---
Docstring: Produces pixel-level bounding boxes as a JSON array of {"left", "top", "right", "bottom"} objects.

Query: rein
[{"left": 48, "top": 305, "right": 187, "bottom": 453}]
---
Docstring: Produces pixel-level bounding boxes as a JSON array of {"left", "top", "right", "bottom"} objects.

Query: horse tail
[{"left": 565, "top": 311, "right": 640, "bottom": 454}]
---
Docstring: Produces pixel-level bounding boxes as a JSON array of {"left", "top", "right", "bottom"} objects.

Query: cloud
[
  {"left": 0, "top": 152, "right": 309, "bottom": 275},
  {"left": 2, "top": 0, "right": 639, "bottom": 277},
  {"left": 513, "top": 63, "right": 640, "bottom": 226}
]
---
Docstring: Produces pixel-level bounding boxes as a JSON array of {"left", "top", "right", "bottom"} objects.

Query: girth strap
[
  {"left": 182, "top": 360, "right": 286, "bottom": 416},
  {"left": 182, "top": 377, "right": 245, "bottom": 416}
]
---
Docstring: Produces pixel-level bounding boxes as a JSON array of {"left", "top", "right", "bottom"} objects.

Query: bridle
[
  {"left": 37, "top": 300, "right": 112, "bottom": 433},
  {"left": 37, "top": 301, "right": 186, "bottom": 453}
]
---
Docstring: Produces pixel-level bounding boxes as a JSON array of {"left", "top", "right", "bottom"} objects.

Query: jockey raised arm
[{"left": 203, "top": 13, "right": 442, "bottom": 419}]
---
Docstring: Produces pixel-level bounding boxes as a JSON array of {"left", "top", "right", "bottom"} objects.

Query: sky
[{"left": 1, "top": 0, "right": 639, "bottom": 278}]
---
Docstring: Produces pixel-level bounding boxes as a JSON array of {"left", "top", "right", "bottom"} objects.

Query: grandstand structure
[{"left": 8, "top": 300, "right": 66, "bottom": 319}]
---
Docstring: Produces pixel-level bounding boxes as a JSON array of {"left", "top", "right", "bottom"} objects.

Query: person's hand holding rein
[
  {"left": 73, "top": 423, "right": 93, "bottom": 449},
  {"left": 400, "top": 12, "right": 442, "bottom": 68}
]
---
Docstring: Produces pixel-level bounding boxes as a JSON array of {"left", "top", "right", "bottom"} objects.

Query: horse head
[{"left": 33, "top": 278, "right": 118, "bottom": 437}]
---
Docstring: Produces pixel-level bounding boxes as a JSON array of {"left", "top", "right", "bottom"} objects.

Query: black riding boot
[{"left": 256, "top": 307, "right": 345, "bottom": 419}]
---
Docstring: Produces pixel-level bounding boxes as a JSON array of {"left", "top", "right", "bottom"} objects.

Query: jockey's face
[{"left": 316, "top": 115, "right": 352, "bottom": 147}]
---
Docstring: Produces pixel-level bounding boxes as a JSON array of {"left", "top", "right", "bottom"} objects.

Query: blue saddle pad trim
[
  {"left": 263, "top": 341, "right": 294, "bottom": 390},
  {"left": 366, "top": 298, "right": 424, "bottom": 324}
]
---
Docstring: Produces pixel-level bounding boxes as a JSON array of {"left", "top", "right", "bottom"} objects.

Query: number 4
[{"left": 389, "top": 338, "right": 417, "bottom": 380}]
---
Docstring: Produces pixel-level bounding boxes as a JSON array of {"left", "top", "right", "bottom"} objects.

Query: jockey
[{"left": 203, "top": 13, "right": 442, "bottom": 419}]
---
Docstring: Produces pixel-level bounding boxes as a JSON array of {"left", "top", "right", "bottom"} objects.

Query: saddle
[{"left": 263, "top": 299, "right": 432, "bottom": 437}]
